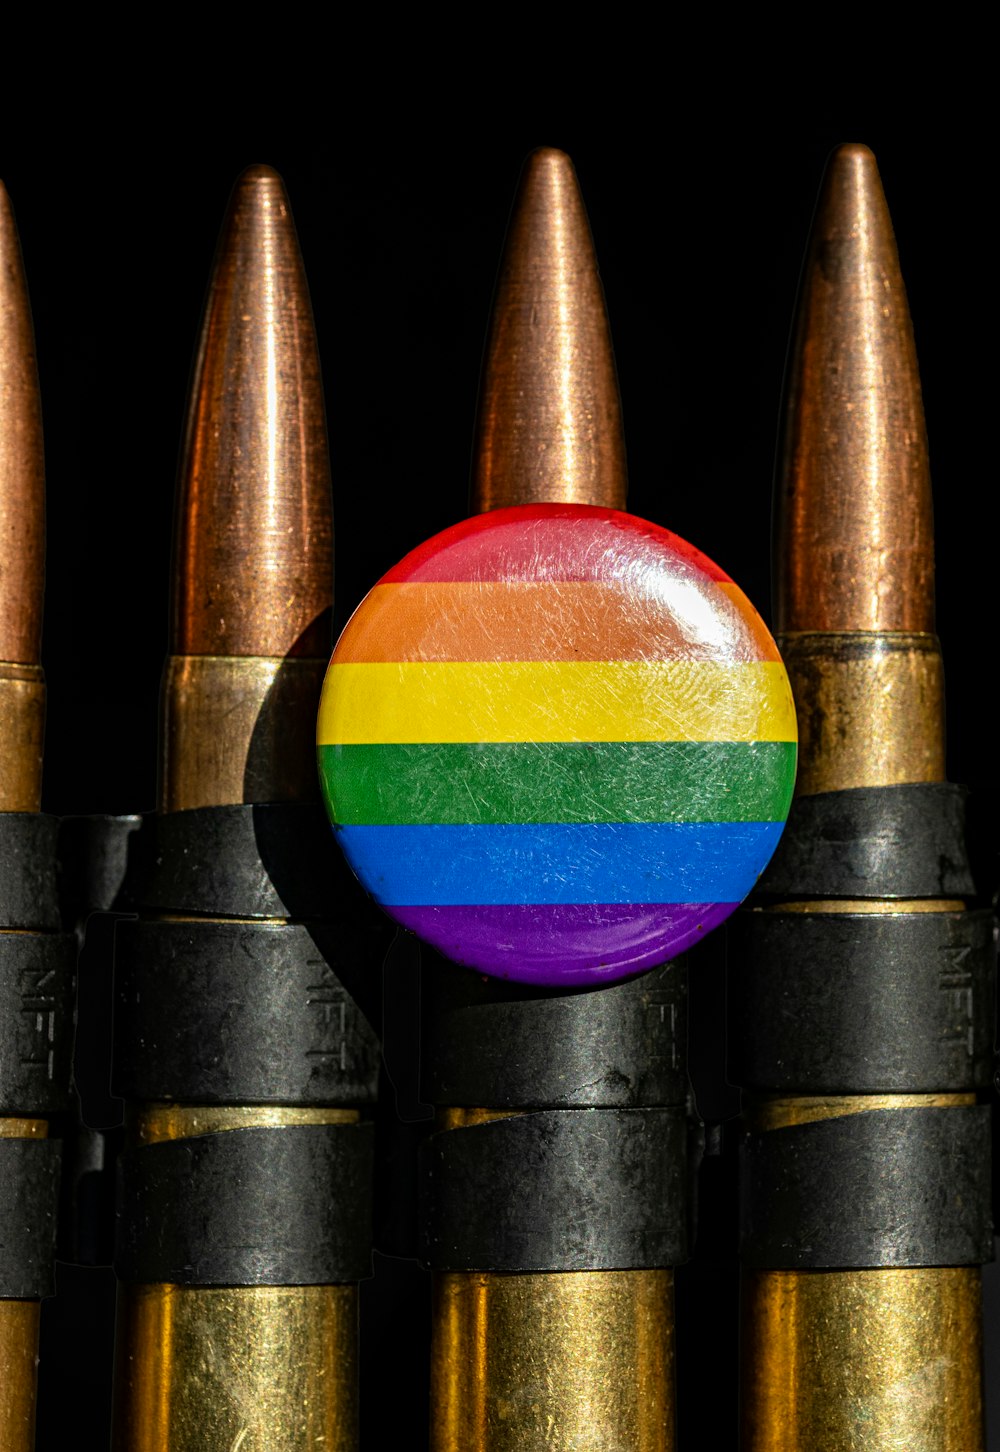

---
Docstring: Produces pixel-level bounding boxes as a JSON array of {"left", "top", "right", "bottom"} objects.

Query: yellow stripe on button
[{"left": 318, "top": 660, "right": 797, "bottom": 746}]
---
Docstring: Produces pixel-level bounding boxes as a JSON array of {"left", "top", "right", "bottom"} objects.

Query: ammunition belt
[
  {"left": 114, "top": 917, "right": 380, "bottom": 1104},
  {"left": 756, "top": 782, "right": 977, "bottom": 899},
  {"left": 731, "top": 909, "right": 996, "bottom": 1092},
  {"left": 0, "top": 812, "right": 78, "bottom": 1296},
  {"left": 419, "top": 1107, "right": 690, "bottom": 1272},
  {"left": 122, "top": 801, "right": 370, "bottom": 920},
  {"left": 0, "top": 931, "right": 77, "bottom": 1113},
  {"left": 0, "top": 810, "right": 62, "bottom": 929},
  {"left": 733, "top": 780, "right": 996, "bottom": 1270},
  {"left": 115, "top": 1122, "right": 374, "bottom": 1285},
  {"left": 56, "top": 813, "right": 141, "bottom": 922},
  {"left": 422, "top": 953, "right": 688, "bottom": 1107},
  {"left": 0, "top": 1138, "right": 63, "bottom": 1296},
  {"left": 740, "top": 1104, "right": 994, "bottom": 1268},
  {"left": 110, "top": 802, "right": 390, "bottom": 1291}
]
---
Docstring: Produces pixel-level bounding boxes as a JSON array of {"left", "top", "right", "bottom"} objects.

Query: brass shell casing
[
  {"left": 432, "top": 148, "right": 676, "bottom": 1452},
  {"left": 748, "top": 144, "right": 985, "bottom": 1452},
  {"left": 114, "top": 1283, "right": 358, "bottom": 1452},
  {"left": 741, "top": 948, "right": 987, "bottom": 1452},
  {"left": 0, "top": 1118, "right": 47, "bottom": 1452},
  {"left": 741, "top": 1047, "right": 987, "bottom": 1452},
  {"left": 159, "top": 655, "right": 327, "bottom": 811},
  {"left": 431, "top": 1270, "right": 675, "bottom": 1452},
  {"left": 778, "top": 632, "right": 945, "bottom": 796},
  {"left": 742, "top": 1268, "right": 983, "bottom": 1452},
  {"left": 113, "top": 1103, "right": 360, "bottom": 1450},
  {"left": 0, "top": 1301, "right": 40, "bottom": 1452},
  {"left": 121, "top": 167, "right": 351, "bottom": 1451},
  {"left": 0, "top": 663, "right": 45, "bottom": 811}
]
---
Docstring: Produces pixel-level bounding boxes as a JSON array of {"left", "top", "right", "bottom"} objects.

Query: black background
[{"left": 3, "top": 106, "right": 997, "bottom": 1447}]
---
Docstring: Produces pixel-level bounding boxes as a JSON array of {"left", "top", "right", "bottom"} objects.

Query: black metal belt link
[
  {"left": 114, "top": 917, "right": 381, "bottom": 1104},
  {"left": 0, "top": 813, "right": 80, "bottom": 1294},
  {"left": 0, "top": 812, "right": 62, "bottom": 929},
  {"left": 422, "top": 954, "right": 688, "bottom": 1108},
  {"left": 115, "top": 1123, "right": 374, "bottom": 1285},
  {"left": 0, "top": 1138, "right": 62, "bottom": 1296},
  {"left": 0, "top": 931, "right": 77, "bottom": 1113},
  {"left": 741, "top": 1104, "right": 994, "bottom": 1268},
  {"left": 56, "top": 814, "right": 142, "bottom": 926},
  {"left": 756, "top": 783, "right": 976, "bottom": 900},
  {"left": 730, "top": 909, "right": 996, "bottom": 1092},
  {"left": 108, "top": 802, "right": 390, "bottom": 1293},
  {"left": 419, "top": 1107, "right": 689, "bottom": 1272},
  {"left": 121, "top": 802, "right": 382, "bottom": 922}
]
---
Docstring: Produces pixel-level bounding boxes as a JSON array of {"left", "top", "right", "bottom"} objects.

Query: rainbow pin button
[{"left": 317, "top": 505, "right": 797, "bottom": 987}]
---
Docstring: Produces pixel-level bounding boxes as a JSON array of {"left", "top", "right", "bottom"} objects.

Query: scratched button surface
[{"left": 317, "top": 504, "right": 797, "bottom": 987}]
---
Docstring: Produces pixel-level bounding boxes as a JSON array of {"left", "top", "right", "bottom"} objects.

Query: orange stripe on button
[{"left": 335, "top": 580, "right": 781, "bottom": 664}]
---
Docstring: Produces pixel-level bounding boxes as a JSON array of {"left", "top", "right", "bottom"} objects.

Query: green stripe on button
[{"left": 318, "top": 739, "right": 797, "bottom": 826}]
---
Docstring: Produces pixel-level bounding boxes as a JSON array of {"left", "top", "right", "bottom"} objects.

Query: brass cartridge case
[
  {"left": 0, "top": 178, "right": 49, "bottom": 1451},
  {"left": 430, "top": 147, "right": 675, "bottom": 1452},
  {"left": 745, "top": 142, "right": 985, "bottom": 1452},
  {"left": 115, "top": 165, "right": 352, "bottom": 1449},
  {"left": 432, "top": 1270, "right": 674, "bottom": 1452},
  {"left": 114, "top": 1105, "right": 359, "bottom": 1452}
]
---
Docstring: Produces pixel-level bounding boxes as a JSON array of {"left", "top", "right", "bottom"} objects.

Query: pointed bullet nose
[
  {"left": 0, "top": 179, "right": 45, "bottom": 668},
  {"left": 172, "top": 164, "right": 333, "bottom": 658},
  {"left": 776, "top": 141, "right": 934, "bottom": 634},
  {"left": 472, "top": 147, "right": 627, "bottom": 512}
]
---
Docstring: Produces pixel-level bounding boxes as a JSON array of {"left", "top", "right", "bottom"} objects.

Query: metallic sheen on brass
[
  {"left": 131, "top": 1101, "right": 358, "bottom": 1144},
  {"left": 0, "top": 663, "right": 44, "bottom": 811},
  {"left": 114, "top": 1284, "right": 358, "bottom": 1452},
  {"left": 435, "top": 149, "right": 673, "bottom": 1452},
  {"left": 0, "top": 1301, "right": 39, "bottom": 1450},
  {"left": 750, "top": 144, "right": 984, "bottom": 1452},
  {"left": 432, "top": 1271, "right": 674, "bottom": 1452},
  {"left": 0, "top": 182, "right": 45, "bottom": 812},
  {"left": 114, "top": 1103, "right": 359, "bottom": 1449},
  {"left": 745, "top": 1092, "right": 974, "bottom": 1133},
  {"left": 742, "top": 1270, "right": 983, "bottom": 1452},
  {"left": 472, "top": 148, "right": 627, "bottom": 513},
  {"left": 780, "top": 633, "right": 944, "bottom": 795},
  {"left": 160, "top": 655, "right": 326, "bottom": 810}
]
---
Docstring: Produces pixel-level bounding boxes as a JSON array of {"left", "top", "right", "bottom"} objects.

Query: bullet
[
  {"left": 741, "top": 144, "right": 985, "bottom": 1450},
  {"left": 429, "top": 148, "right": 675, "bottom": 1451},
  {"left": 0, "top": 181, "right": 45, "bottom": 813},
  {"left": 113, "top": 167, "right": 361, "bottom": 1451},
  {"left": 775, "top": 142, "right": 944, "bottom": 796},
  {"left": 161, "top": 162, "right": 333, "bottom": 812},
  {"left": 0, "top": 179, "right": 48, "bottom": 1452},
  {"left": 472, "top": 148, "right": 626, "bottom": 512}
]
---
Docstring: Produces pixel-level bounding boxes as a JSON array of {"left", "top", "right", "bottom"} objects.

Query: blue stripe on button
[{"left": 335, "top": 820, "right": 785, "bottom": 906}]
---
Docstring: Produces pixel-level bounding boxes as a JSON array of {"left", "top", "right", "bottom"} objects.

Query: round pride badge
[{"left": 317, "top": 504, "right": 796, "bottom": 987}]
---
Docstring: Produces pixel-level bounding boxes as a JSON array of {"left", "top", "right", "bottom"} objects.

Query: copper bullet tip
[
  {"left": 775, "top": 142, "right": 934, "bottom": 634},
  {"left": 172, "top": 164, "right": 333, "bottom": 659},
  {"left": 0, "top": 180, "right": 45, "bottom": 666},
  {"left": 472, "top": 147, "right": 627, "bottom": 512}
]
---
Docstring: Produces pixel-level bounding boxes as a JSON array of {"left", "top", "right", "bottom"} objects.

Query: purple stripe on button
[{"left": 393, "top": 901, "right": 738, "bottom": 988}]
